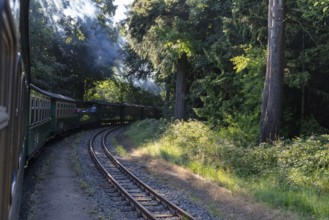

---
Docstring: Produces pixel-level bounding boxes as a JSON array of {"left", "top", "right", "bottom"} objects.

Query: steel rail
[
  {"left": 102, "top": 129, "right": 196, "bottom": 220},
  {"left": 89, "top": 127, "right": 156, "bottom": 220},
  {"left": 89, "top": 126, "right": 196, "bottom": 220}
]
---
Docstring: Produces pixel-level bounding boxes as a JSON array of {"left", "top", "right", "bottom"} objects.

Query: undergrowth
[{"left": 125, "top": 119, "right": 329, "bottom": 219}]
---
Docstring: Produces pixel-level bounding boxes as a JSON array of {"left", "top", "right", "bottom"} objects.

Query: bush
[
  {"left": 277, "top": 135, "right": 329, "bottom": 191},
  {"left": 126, "top": 119, "right": 329, "bottom": 217}
]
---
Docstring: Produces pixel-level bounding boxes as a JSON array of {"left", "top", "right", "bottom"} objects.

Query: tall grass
[{"left": 125, "top": 119, "right": 329, "bottom": 219}]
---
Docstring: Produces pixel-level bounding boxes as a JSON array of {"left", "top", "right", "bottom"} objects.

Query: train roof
[
  {"left": 80, "top": 100, "right": 160, "bottom": 109},
  {"left": 30, "top": 84, "right": 76, "bottom": 102}
]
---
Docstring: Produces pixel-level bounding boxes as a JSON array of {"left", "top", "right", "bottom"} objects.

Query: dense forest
[
  {"left": 30, "top": 0, "right": 329, "bottom": 143},
  {"left": 124, "top": 0, "right": 329, "bottom": 144},
  {"left": 29, "top": 0, "right": 329, "bottom": 217}
]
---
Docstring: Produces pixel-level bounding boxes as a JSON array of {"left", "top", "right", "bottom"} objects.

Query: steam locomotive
[{"left": 0, "top": 1, "right": 160, "bottom": 219}]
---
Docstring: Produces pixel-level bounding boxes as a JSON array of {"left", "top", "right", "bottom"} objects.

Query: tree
[
  {"left": 260, "top": 0, "right": 285, "bottom": 143},
  {"left": 29, "top": 1, "right": 65, "bottom": 90},
  {"left": 29, "top": 0, "right": 119, "bottom": 99},
  {"left": 126, "top": 0, "right": 194, "bottom": 119}
]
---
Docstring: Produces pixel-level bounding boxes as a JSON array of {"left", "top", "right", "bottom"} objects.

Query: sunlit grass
[
  {"left": 125, "top": 119, "right": 329, "bottom": 219},
  {"left": 251, "top": 181, "right": 329, "bottom": 218},
  {"left": 115, "top": 144, "right": 129, "bottom": 157}
]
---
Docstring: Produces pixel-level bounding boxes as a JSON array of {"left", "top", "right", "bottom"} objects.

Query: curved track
[{"left": 89, "top": 126, "right": 196, "bottom": 220}]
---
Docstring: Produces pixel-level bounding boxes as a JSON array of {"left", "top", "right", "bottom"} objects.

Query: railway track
[{"left": 89, "top": 126, "right": 196, "bottom": 220}]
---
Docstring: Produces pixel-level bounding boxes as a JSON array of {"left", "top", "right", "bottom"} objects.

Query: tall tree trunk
[
  {"left": 260, "top": 0, "right": 285, "bottom": 143},
  {"left": 174, "top": 54, "right": 187, "bottom": 120},
  {"left": 164, "top": 78, "right": 171, "bottom": 117}
]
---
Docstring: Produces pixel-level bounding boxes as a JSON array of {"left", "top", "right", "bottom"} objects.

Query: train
[
  {"left": 0, "top": 1, "right": 161, "bottom": 219},
  {"left": 28, "top": 84, "right": 160, "bottom": 161}
]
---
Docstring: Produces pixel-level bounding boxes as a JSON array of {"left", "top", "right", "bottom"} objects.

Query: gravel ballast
[{"left": 20, "top": 126, "right": 299, "bottom": 220}]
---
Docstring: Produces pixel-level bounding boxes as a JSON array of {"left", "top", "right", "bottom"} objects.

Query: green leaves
[
  {"left": 231, "top": 45, "right": 266, "bottom": 75},
  {"left": 125, "top": 0, "right": 329, "bottom": 137},
  {"left": 84, "top": 78, "right": 163, "bottom": 106}
]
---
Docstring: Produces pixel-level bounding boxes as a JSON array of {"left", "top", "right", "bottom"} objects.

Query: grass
[
  {"left": 124, "top": 119, "right": 329, "bottom": 219},
  {"left": 79, "top": 180, "right": 94, "bottom": 196},
  {"left": 71, "top": 136, "right": 82, "bottom": 176},
  {"left": 112, "top": 138, "right": 129, "bottom": 157},
  {"left": 70, "top": 133, "right": 95, "bottom": 197}
]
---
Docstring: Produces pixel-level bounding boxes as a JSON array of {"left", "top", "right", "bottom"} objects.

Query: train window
[
  {"left": 58, "top": 103, "right": 60, "bottom": 118},
  {"left": 45, "top": 101, "right": 48, "bottom": 119},
  {"left": 46, "top": 101, "right": 48, "bottom": 119},
  {"left": 62, "top": 103, "right": 64, "bottom": 117},
  {"left": 39, "top": 100, "right": 42, "bottom": 121},
  {"left": 61, "top": 104, "right": 65, "bottom": 117},
  {"left": 33, "top": 97, "right": 36, "bottom": 124},
  {"left": 60, "top": 103, "right": 63, "bottom": 118},
  {"left": 41, "top": 100, "right": 44, "bottom": 121},
  {"left": 35, "top": 99, "right": 39, "bottom": 123},
  {"left": 38, "top": 99, "right": 41, "bottom": 122},
  {"left": 45, "top": 100, "right": 47, "bottom": 120},
  {"left": 56, "top": 103, "right": 59, "bottom": 118},
  {"left": 43, "top": 100, "right": 46, "bottom": 120},
  {"left": 59, "top": 103, "right": 62, "bottom": 118},
  {"left": 31, "top": 98, "right": 34, "bottom": 124},
  {"left": 44, "top": 100, "right": 46, "bottom": 120},
  {"left": 47, "top": 101, "right": 50, "bottom": 119}
]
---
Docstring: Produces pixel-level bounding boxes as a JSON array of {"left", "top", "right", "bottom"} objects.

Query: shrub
[
  {"left": 126, "top": 120, "right": 329, "bottom": 218},
  {"left": 277, "top": 135, "right": 329, "bottom": 191}
]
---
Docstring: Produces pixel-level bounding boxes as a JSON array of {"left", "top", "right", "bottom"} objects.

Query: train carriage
[
  {"left": 52, "top": 97, "right": 78, "bottom": 134},
  {"left": 27, "top": 85, "right": 78, "bottom": 158},
  {"left": 98, "top": 102, "right": 123, "bottom": 124},
  {"left": 0, "top": 0, "right": 29, "bottom": 219},
  {"left": 141, "top": 106, "right": 155, "bottom": 119},
  {"left": 1, "top": 0, "right": 163, "bottom": 219},
  {"left": 124, "top": 104, "right": 142, "bottom": 122},
  {"left": 76, "top": 101, "right": 102, "bottom": 127},
  {"left": 27, "top": 85, "right": 52, "bottom": 159},
  {"left": 78, "top": 101, "right": 126, "bottom": 125}
]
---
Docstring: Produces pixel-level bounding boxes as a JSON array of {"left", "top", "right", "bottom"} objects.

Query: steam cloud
[
  {"left": 36, "top": 0, "right": 122, "bottom": 70},
  {"left": 35, "top": 0, "right": 161, "bottom": 95}
]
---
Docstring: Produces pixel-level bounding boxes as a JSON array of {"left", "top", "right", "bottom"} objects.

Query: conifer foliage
[{"left": 125, "top": 0, "right": 329, "bottom": 143}]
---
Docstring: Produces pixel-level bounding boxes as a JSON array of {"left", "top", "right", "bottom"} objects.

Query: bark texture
[
  {"left": 174, "top": 54, "right": 187, "bottom": 120},
  {"left": 260, "top": 0, "right": 285, "bottom": 143}
]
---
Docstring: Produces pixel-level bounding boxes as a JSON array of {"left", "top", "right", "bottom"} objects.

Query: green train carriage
[
  {"left": 27, "top": 85, "right": 79, "bottom": 159},
  {"left": 27, "top": 85, "right": 52, "bottom": 159},
  {"left": 76, "top": 101, "right": 102, "bottom": 127},
  {"left": 52, "top": 97, "right": 78, "bottom": 134},
  {"left": 97, "top": 102, "right": 123, "bottom": 124},
  {"left": 0, "top": 0, "right": 30, "bottom": 219}
]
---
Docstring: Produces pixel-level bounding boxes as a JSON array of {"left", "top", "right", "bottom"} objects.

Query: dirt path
[{"left": 32, "top": 137, "right": 96, "bottom": 220}]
